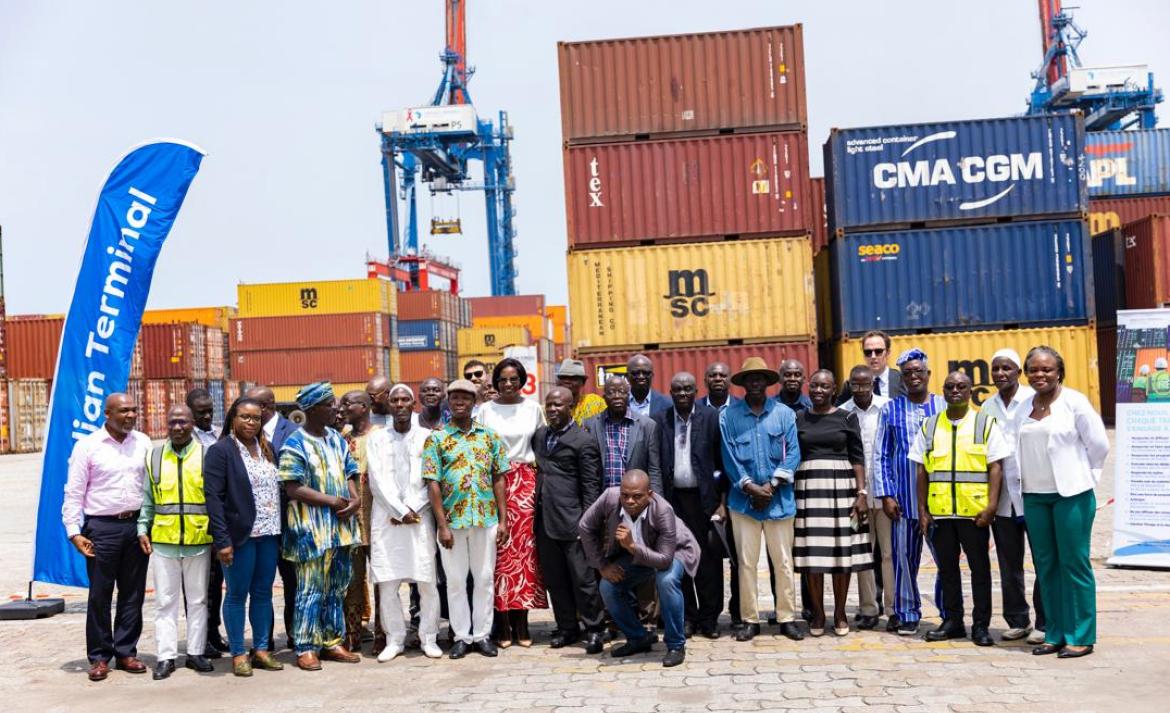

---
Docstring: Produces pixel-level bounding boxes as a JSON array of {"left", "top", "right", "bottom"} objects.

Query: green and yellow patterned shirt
[
  {"left": 422, "top": 422, "right": 509, "bottom": 529},
  {"left": 278, "top": 427, "right": 360, "bottom": 561}
]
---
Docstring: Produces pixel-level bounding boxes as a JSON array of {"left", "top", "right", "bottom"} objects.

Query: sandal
[
  {"left": 232, "top": 654, "right": 253, "bottom": 677},
  {"left": 251, "top": 651, "right": 284, "bottom": 671}
]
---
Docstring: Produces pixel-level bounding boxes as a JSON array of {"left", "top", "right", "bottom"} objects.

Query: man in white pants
[
  {"left": 137, "top": 405, "right": 215, "bottom": 680},
  {"left": 367, "top": 384, "right": 442, "bottom": 661},
  {"left": 423, "top": 379, "right": 510, "bottom": 660}
]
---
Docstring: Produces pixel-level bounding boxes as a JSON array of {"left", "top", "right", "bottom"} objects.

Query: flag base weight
[{"left": 0, "top": 598, "right": 65, "bottom": 621}]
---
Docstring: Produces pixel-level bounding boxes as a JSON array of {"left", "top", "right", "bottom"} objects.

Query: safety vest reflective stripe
[
  {"left": 155, "top": 503, "right": 209, "bottom": 515},
  {"left": 927, "top": 470, "right": 988, "bottom": 484},
  {"left": 922, "top": 410, "right": 993, "bottom": 518}
]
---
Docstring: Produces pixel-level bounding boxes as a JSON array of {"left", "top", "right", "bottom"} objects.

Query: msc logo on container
[
  {"left": 949, "top": 358, "right": 996, "bottom": 405},
  {"left": 857, "top": 243, "right": 900, "bottom": 262},
  {"left": 663, "top": 268, "right": 714, "bottom": 318},
  {"left": 299, "top": 287, "right": 318, "bottom": 310}
]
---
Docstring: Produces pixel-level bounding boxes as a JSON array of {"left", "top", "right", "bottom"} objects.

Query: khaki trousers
[
  {"left": 856, "top": 508, "right": 895, "bottom": 616},
  {"left": 730, "top": 511, "right": 796, "bottom": 625}
]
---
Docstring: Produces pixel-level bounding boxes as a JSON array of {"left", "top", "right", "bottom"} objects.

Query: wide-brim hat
[{"left": 731, "top": 357, "right": 780, "bottom": 387}]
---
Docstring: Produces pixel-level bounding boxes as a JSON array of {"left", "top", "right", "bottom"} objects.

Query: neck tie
[{"left": 874, "top": 376, "right": 883, "bottom": 396}]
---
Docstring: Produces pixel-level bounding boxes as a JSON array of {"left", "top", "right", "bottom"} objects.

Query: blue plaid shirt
[{"left": 602, "top": 414, "right": 633, "bottom": 488}]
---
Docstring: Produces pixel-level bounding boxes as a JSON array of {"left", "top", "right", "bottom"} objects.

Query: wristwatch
[{"left": 856, "top": 488, "right": 869, "bottom": 497}]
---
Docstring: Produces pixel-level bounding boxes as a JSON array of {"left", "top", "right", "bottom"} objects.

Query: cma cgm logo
[
  {"left": 872, "top": 131, "right": 1043, "bottom": 210},
  {"left": 664, "top": 269, "right": 714, "bottom": 318},
  {"left": 300, "top": 287, "right": 318, "bottom": 310}
]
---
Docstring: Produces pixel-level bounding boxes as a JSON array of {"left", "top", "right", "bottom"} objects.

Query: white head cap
[
  {"left": 388, "top": 383, "right": 415, "bottom": 399},
  {"left": 990, "top": 348, "right": 1022, "bottom": 369}
]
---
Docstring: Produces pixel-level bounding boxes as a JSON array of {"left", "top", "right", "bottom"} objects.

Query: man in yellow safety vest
[
  {"left": 137, "top": 404, "right": 216, "bottom": 679},
  {"left": 910, "top": 372, "right": 1010, "bottom": 648}
]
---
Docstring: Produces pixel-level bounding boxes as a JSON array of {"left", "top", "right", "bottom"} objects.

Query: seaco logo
[
  {"left": 857, "top": 243, "right": 900, "bottom": 262},
  {"left": 663, "top": 268, "right": 714, "bottom": 318},
  {"left": 299, "top": 287, "right": 319, "bottom": 310},
  {"left": 871, "top": 131, "right": 1044, "bottom": 211}
]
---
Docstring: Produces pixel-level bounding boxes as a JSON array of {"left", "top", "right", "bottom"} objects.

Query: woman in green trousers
[{"left": 1017, "top": 347, "right": 1109, "bottom": 659}]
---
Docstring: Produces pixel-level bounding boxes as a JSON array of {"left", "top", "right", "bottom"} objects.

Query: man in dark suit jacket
[
  {"left": 654, "top": 372, "right": 725, "bottom": 639},
  {"left": 626, "top": 354, "right": 672, "bottom": 419},
  {"left": 533, "top": 387, "right": 606, "bottom": 654},
  {"left": 579, "top": 470, "right": 700, "bottom": 668},
  {"left": 836, "top": 330, "right": 906, "bottom": 404},
  {"left": 585, "top": 375, "right": 662, "bottom": 494}
]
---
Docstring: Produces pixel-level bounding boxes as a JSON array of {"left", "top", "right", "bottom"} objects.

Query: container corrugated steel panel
[
  {"left": 396, "top": 290, "right": 463, "bottom": 322},
  {"left": 546, "top": 305, "right": 569, "bottom": 345},
  {"left": 400, "top": 351, "right": 450, "bottom": 382},
  {"left": 230, "top": 313, "right": 395, "bottom": 352},
  {"left": 4, "top": 317, "right": 63, "bottom": 379},
  {"left": 457, "top": 326, "right": 531, "bottom": 356},
  {"left": 144, "top": 306, "right": 236, "bottom": 331},
  {"left": 825, "top": 114, "right": 1086, "bottom": 233},
  {"left": 142, "top": 379, "right": 205, "bottom": 439},
  {"left": 8, "top": 379, "right": 49, "bottom": 452},
  {"left": 271, "top": 382, "right": 366, "bottom": 404},
  {"left": 398, "top": 320, "right": 446, "bottom": 351},
  {"left": 564, "top": 132, "right": 812, "bottom": 248},
  {"left": 467, "top": 295, "right": 545, "bottom": 319},
  {"left": 568, "top": 237, "right": 815, "bottom": 350},
  {"left": 831, "top": 325, "right": 1101, "bottom": 411},
  {"left": 224, "top": 381, "right": 242, "bottom": 410},
  {"left": 232, "top": 348, "right": 392, "bottom": 386},
  {"left": 141, "top": 323, "right": 207, "bottom": 380},
  {"left": 472, "top": 314, "right": 548, "bottom": 340},
  {"left": 1122, "top": 214, "right": 1170, "bottom": 309},
  {"left": 205, "top": 327, "right": 226, "bottom": 380},
  {"left": 237, "top": 278, "right": 397, "bottom": 318},
  {"left": 1096, "top": 325, "right": 1117, "bottom": 424},
  {"left": 208, "top": 379, "right": 226, "bottom": 428},
  {"left": 580, "top": 340, "right": 817, "bottom": 396},
  {"left": 808, "top": 176, "right": 829, "bottom": 255},
  {"left": 558, "top": 26, "right": 807, "bottom": 142},
  {"left": 1086, "top": 129, "right": 1170, "bottom": 197},
  {"left": 813, "top": 249, "right": 832, "bottom": 341},
  {"left": 126, "top": 379, "right": 143, "bottom": 414},
  {"left": 1088, "top": 194, "right": 1170, "bottom": 235},
  {"left": 831, "top": 220, "right": 1094, "bottom": 336},
  {"left": 1092, "top": 228, "right": 1125, "bottom": 327},
  {"left": 0, "top": 300, "right": 7, "bottom": 380},
  {"left": 0, "top": 379, "right": 9, "bottom": 453}
]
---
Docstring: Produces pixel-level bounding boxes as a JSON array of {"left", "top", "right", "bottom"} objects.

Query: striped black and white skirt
[{"left": 793, "top": 459, "right": 873, "bottom": 574}]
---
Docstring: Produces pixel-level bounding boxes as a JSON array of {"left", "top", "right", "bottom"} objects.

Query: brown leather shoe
[
  {"left": 114, "top": 657, "right": 147, "bottom": 674},
  {"left": 320, "top": 645, "right": 361, "bottom": 663},
  {"left": 295, "top": 652, "right": 322, "bottom": 671},
  {"left": 87, "top": 660, "right": 110, "bottom": 681}
]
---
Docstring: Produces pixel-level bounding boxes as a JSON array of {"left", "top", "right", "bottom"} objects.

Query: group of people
[{"left": 62, "top": 328, "right": 1109, "bottom": 681}]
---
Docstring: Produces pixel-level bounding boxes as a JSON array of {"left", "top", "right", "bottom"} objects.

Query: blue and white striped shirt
[{"left": 872, "top": 394, "right": 945, "bottom": 514}]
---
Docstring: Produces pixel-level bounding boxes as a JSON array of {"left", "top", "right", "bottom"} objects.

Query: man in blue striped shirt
[{"left": 873, "top": 349, "right": 946, "bottom": 636}]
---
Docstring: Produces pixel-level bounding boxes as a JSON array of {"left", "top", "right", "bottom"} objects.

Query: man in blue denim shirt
[{"left": 720, "top": 358, "right": 803, "bottom": 642}]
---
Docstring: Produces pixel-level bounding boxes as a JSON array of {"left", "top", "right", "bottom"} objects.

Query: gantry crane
[
  {"left": 376, "top": 0, "right": 518, "bottom": 295},
  {"left": 1027, "top": 0, "right": 1161, "bottom": 130}
]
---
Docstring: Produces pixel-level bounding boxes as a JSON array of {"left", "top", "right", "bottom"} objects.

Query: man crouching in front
[{"left": 578, "top": 469, "right": 700, "bottom": 667}]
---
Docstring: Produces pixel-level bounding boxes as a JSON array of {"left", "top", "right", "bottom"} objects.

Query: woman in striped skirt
[{"left": 794, "top": 370, "right": 872, "bottom": 637}]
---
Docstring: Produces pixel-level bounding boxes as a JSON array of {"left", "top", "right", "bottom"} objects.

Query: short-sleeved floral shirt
[{"left": 421, "top": 422, "right": 509, "bottom": 529}]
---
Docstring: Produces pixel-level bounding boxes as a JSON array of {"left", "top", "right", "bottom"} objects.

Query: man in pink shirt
[{"left": 62, "top": 393, "right": 153, "bottom": 682}]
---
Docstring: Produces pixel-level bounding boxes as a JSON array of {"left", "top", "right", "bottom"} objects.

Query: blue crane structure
[
  {"left": 376, "top": 0, "right": 518, "bottom": 295},
  {"left": 1027, "top": 0, "right": 1161, "bottom": 130}
]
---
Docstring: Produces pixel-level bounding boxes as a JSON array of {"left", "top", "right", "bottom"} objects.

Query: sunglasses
[
  {"left": 464, "top": 370, "right": 485, "bottom": 379},
  {"left": 863, "top": 348, "right": 886, "bottom": 357}
]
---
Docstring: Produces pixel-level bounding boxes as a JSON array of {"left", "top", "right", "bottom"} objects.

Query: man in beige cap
[{"left": 555, "top": 358, "right": 607, "bottom": 426}]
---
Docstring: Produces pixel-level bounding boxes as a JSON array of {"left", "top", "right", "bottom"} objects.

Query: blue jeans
[
  {"left": 222, "top": 535, "right": 279, "bottom": 656},
  {"left": 599, "top": 555, "right": 686, "bottom": 650}
]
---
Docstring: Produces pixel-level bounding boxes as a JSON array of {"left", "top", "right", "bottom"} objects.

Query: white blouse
[
  {"left": 476, "top": 398, "right": 545, "bottom": 464},
  {"left": 1015, "top": 387, "right": 1109, "bottom": 498}
]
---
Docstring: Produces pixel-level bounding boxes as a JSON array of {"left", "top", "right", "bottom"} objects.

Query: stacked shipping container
[
  {"left": 559, "top": 26, "right": 819, "bottom": 389},
  {"left": 396, "top": 290, "right": 468, "bottom": 384}
]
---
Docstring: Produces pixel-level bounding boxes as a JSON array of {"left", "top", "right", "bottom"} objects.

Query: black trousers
[
  {"left": 535, "top": 518, "right": 605, "bottom": 634},
  {"left": 206, "top": 557, "right": 224, "bottom": 637},
  {"left": 931, "top": 519, "right": 992, "bottom": 629},
  {"left": 276, "top": 556, "right": 297, "bottom": 647},
  {"left": 83, "top": 517, "right": 149, "bottom": 663},
  {"left": 992, "top": 513, "right": 1046, "bottom": 630},
  {"left": 671, "top": 489, "right": 724, "bottom": 627}
]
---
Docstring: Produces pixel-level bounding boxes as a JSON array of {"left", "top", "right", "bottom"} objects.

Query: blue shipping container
[
  {"left": 825, "top": 114, "right": 1085, "bottom": 233},
  {"left": 830, "top": 219, "right": 1094, "bottom": 336},
  {"left": 208, "top": 379, "right": 225, "bottom": 427},
  {"left": 1091, "top": 228, "right": 1125, "bottom": 326},
  {"left": 398, "top": 320, "right": 443, "bottom": 351},
  {"left": 1086, "top": 129, "right": 1170, "bottom": 198}
]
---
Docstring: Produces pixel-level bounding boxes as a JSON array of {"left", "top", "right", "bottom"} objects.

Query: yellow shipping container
[
  {"left": 457, "top": 326, "right": 531, "bottom": 356},
  {"left": 389, "top": 348, "right": 401, "bottom": 383},
  {"left": 271, "top": 382, "right": 367, "bottom": 404},
  {"left": 546, "top": 305, "right": 569, "bottom": 345},
  {"left": 472, "top": 314, "right": 548, "bottom": 340},
  {"left": 144, "top": 306, "right": 237, "bottom": 331},
  {"left": 237, "top": 278, "right": 397, "bottom": 318},
  {"left": 831, "top": 325, "right": 1100, "bottom": 412},
  {"left": 568, "top": 238, "right": 815, "bottom": 351}
]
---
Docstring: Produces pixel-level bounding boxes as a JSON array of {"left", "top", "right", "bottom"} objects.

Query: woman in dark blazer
[{"left": 204, "top": 397, "right": 284, "bottom": 676}]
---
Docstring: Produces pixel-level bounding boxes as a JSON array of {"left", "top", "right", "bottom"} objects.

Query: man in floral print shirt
[{"left": 423, "top": 379, "right": 510, "bottom": 660}]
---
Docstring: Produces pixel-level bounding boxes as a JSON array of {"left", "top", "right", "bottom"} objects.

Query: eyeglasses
[
  {"left": 863, "top": 348, "right": 886, "bottom": 357},
  {"left": 464, "top": 370, "right": 485, "bottom": 379},
  {"left": 901, "top": 367, "right": 927, "bottom": 376},
  {"left": 627, "top": 369, "right": 652, "bottom": 377},
  {"left": 236, "top": 414, "right": 262, "bottom": 423}
]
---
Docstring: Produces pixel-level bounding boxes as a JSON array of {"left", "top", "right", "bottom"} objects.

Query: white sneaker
[
  {"left": 1026, "top": 629, "right": 1047, "bottom": 645},
  {"left": 421, "top": 640, "right": 443, "bottom": 659},
  {"left": 377, "top": 643, "right": 404, "bottom": 663},
  {"left": 1002, "top": 626, "right": 1033, "bottom": 641}
]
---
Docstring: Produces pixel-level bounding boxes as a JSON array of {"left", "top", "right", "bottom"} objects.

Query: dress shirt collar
[
  {"left": 263, "top": 413, "right": 278, "bottom": 440},
  {"left": 604, "top": 411, "right": 634, "bottom": 426}
]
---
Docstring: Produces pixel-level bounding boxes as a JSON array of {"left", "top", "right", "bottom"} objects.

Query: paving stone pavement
[{"left": 1, "top": 432, "right": 1167, "bottom": 712}]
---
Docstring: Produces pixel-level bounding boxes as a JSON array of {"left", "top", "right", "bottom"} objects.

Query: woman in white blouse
[
  {"left": 1017, "top": 346, "right": 1109, "bottom": 659},
  {"left": 477, "top": 358, "right": 547, "bottom": 647}
]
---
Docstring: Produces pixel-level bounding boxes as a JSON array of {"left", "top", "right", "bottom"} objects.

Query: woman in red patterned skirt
[{"left": 477, "top": 358, "right": 548, "bottom": 647}]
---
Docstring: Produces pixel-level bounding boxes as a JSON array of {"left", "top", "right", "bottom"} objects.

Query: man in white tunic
[{"left": 366, "top": 384, "right": 441, "bottom": 661}]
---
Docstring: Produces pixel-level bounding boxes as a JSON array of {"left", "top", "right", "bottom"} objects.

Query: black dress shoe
[
  {"left": 1057, "top": 645, "right": 1094, "bottom": 659},
  {"left": 611, "top": 632, "right": 657, "bottom": 658},
  {"left": 448, "top": 640, "right": 471, "bottom": 659},
  {"left": 662, "top": 647, "right": 685, "bottom": 668},
  {"left": 185, "top": 655, "right": 214, "bottom": 672},
  {"left": 683, "top": 621, "right": 695, "bottom": 639},
  {"left": 207, "top": 633, "right": 229, "bottom": 653},
  {"left": 152, "top": 659, "right": 175, "bottom": 680},
  {"left": 780, "top": 622, "right": 805, "bottom": 641},
  {"left": 474, "top": 638, "right": 499, "bottom": 657},
  {"left": 1032, "top": 642, "right": 1064, "bottom": 656},
  {"left": 767, "top": 616, "right": 779, "bottom": 626},
  {"left": 202, "top": 646, "right": 223, "bottom": 659},
  {"left": 735, "top": 623, "right": 760, "bottom": 642},
  {"left": 925, "top": 621, "right": 967, "bottom": 642},
  {"left": 885, "top": 615, "right": 902, "bottom": 633},
  {"left": 856, "top": 615, "right": 880, "bottom": 630},
  {"left": 583, "top": 632, "right": 605, "bottom": 655},
  {"left": 698, "top": 624, "right": 721, "bottom": 640},
  {"left": 800, "top": 608, "right": 813, "bottom": 622},
  {"left": 971, "top": 629, "right": 994, "bottom": 647},
  {"left": 549, "top": 631, "right": 580, "bottom": 649}
]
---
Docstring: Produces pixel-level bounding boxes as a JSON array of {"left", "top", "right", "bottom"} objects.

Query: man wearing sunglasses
[
  {"left": 625, "top": 354, "right": 672, "bottom": 420},
  {"left": 837, "top": 330, "right": 906, "bottom": 405}
]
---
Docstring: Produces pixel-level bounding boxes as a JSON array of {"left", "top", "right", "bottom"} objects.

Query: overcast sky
[{"left": 2, "top": 0, "right": 1168, "bottom": 314}]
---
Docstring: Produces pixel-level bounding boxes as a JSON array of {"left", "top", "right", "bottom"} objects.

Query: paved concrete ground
[{"left": 1, "top": 433, "right": 1167, "bottom": 712}]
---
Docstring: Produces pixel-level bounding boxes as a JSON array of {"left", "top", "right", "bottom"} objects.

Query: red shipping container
[
  {"left": 467, "top": 295, "right": 545, "bottom": 319},
  {"left": 8, "top": 379, "right": 49, "bottom": 452},
  {"left": 1089, "top": 195, "right": 1170, "bottom": 236},
  {"left": 0, "top": 298, "right": 7, "bottom": 379},
  {"left": 399, "top": 350, "right": 451, "bottom": 382},
  {"left": 808, "top": 176, "right": 829, "bottom": 255},
  {"left": 580, "top": 340, "right": 817, "bottom": 397},
  {"left": 230, "top": 313, "right": 395, "bottom": 352},
  {"left": 397, "top": 290, "right": 463, "bottom": 322},
  {"left": 1097, "top": 325, "right": 1117, "bottom": 425},
  {"left": 564, "top": 132, "right": 811, "bottom": 249},
  {"left": 232, "top": 347, "right": 391, "bottom": 386},
  {"left": 0, "top": 378, "right": 9, "bottom": 453},
  {"left": 206, "top": 326, "right": 226, "bottom": 380},
  {"left": 143, "top": 379, "right": 206, "bottom": 438},
  {"left": 1123, "top": 214, "right": 1170, "bottom": 309},
  {"left": 4, "top": 316, "right": 64, "bottom": 379},
  {"left": 558, "top": 25, "right": 807, "bottom": 143},
  {"left": 141, "top": 323, "right": 206, "bottom": 380}
]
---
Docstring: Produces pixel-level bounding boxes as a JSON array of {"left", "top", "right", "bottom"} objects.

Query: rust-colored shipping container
[
  {"left": 1088, "top": 195, "right": 1170, "bottom": 236},
  {"left": 0, "top": 379, "right": 9, "bottom": 453},
  {"left": 230, "top": 313, "right": 395, "bottom": 352},
  {"left": 0, "top": 298, "right": 7, "bottom": 380},
  {"left": 1123, "top": 214, "right": 1170, "bottom": 309},
  {"left": 140, "top": 323, "right": 207, "bottom": 380},
  {"left": 205, "top": 327, "right": 226, "bottom": 380},
  {"left": 8, "top": 379, "right": 49, "bottom": 453},
  {"left": 808, "top": 177, "right": 828, "bottom": 255},
  {"left": 126, "top": 379, "right": 144, "bottom": 413},
  {"left": 564, "top": 132, "right": 811, "bottom": 248},
  {"left": 397, "top": 290, "right": 464, "bottom": 322},
  {"left": 223, "top": 381, "right": 242, "bottom": 410},
  {"left": 4, "top": 316, "right": 63, "bottom": 379},
  {"left": 143, "top": 379, "right": 200, "bottom": 439},
  {"left": 1097, "top": 325, "right": 1117, "bottom": 424},
  {"left": 558, "top": 25, "right": 807, "bottom": 143},
  {"left": 467, "top": 295, "right": 545, "bottom": 319},
  {"left": 581, "top": 340, "right": 817, "bottom": 397},
  {"left": 399, "top": 351, "right": 452, "bottom": 383},
  {"left": 232, "top": 348, "right": 392, "bottom": 386}
]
